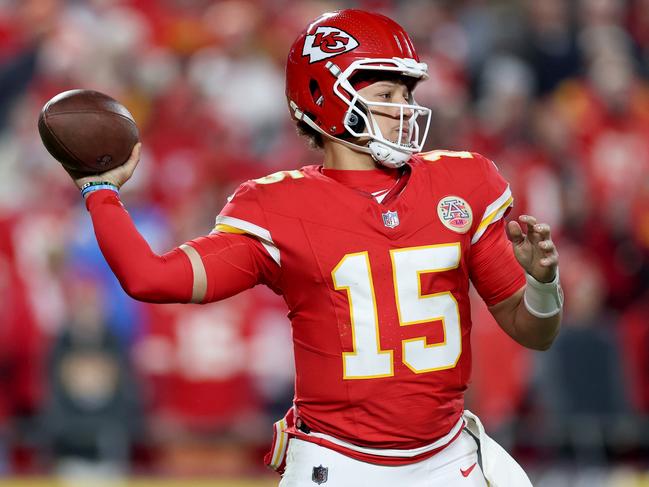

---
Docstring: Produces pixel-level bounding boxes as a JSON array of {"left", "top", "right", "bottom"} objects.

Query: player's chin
[{"left": 389, "top": 131, "right": 412, "bottom": 145}]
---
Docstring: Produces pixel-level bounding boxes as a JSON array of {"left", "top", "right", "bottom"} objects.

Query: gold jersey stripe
[
  {"left": 213, "top": 223, "right": 247, "bottom": 234},
  {"left": 270, "top": 418, "right": 288, "bottom": 468},
  {"left": 475, "top": 196, "right": 514, "bottom": 234},
  {"left": 179, "top": 244, "right": 207, "bottom": 303}
]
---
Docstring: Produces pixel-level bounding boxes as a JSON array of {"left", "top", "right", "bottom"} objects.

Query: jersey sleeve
[
  {"left": 213, "top": 181, "right": 281, "bottom": 266},
  {"left": 469, "top": 154, "right": 514, "bottom": 245},
  {"left": 178, "top": 180, "right": 283, "bottom": 303},
  {"left": 467, "top": 154, "right": 526, "bottom": 306},
  {"left": 469, "top": 218, "right": 526, "bottom": 306},
  {"left": 185, "top": 232, "right": 281, "bottom": 303}
]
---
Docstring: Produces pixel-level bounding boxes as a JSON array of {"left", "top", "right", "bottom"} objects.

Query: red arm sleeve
[
  {"left": 86, "top": 190, "right": 194, "bottom": 303},
  {"left": 469, "top": 218, "right": 526, "bottom": 307},
  {"left": 86, "top": 190, "right": 279, "bottom": 304}
]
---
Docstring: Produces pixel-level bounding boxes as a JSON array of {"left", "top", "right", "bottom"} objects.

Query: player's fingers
[
  {"left": 506, "top": 220, "right": 525, "bottom": 244},
  {"left": 538, "top": 239, "right": 555, "bottom": 254},
  {"left": 125, "top": 142, "right": 141, "bottom": 169},
  {"left": 98, "top": 143, "right": 141, "bottom": 188},
  {"left": 540, "top": 253, "right": 559, "bottom": 267},
  {"left": 117, "top": 143, "right": 141, "bottom": 178},
  {"left": 518, "top": 215, "right": 537, "bottom": 235},
  {"left": 533, "top": 223, "right": 551, "bottom": 240}
]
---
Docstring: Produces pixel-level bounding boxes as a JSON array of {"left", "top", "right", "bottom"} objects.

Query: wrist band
[
  {"left": 80, "top": 181, "right": 119, "bottom": 198},
  {"left": 523, "top": 270, "right": 564, "bottom": 318}
]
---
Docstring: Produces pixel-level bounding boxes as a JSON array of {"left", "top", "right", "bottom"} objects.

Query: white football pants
[
  {"left": 278, "top": 410, "right": 533, "bottom": 487},
  {"left": 279, "top": 430, "right": 487, "bottom": 487}
]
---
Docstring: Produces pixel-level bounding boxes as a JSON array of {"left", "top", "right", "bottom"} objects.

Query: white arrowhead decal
[{"left": 303, "top": 26, "right": 359, "bottom": 63}]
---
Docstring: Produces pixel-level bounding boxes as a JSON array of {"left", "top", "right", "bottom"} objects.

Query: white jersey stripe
[
  {"left": 270, "top": 418, "right": 288, "bottom": 469},
  {"left": 213, "top": 215, "right": 281, "bottom": 266},
  {"left": 471, "top": 186, "right": 513, "bottom": 245}
]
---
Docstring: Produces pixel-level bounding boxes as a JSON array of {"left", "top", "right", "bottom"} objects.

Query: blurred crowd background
[{"left": 1, "top": 0, "right": 649, "bottom": 485}]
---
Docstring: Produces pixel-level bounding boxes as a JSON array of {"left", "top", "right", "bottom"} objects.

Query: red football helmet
[{"left": 286, "top": 9, "right": 431, "bottom": 167}]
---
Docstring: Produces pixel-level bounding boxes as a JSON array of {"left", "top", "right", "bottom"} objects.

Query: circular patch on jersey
[{"left": 437, "top": 196, "right": 473, "bottom": 233}]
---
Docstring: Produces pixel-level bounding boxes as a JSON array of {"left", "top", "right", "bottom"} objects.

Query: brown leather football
[{"left": 38, "top": 89, "right": 139, "bottom": 174}]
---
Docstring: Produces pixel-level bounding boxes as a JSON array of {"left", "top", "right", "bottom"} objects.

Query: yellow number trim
[
  {"left": 390, "top": 243, "right": 462, "bottom": 374},
  {"left": 332, "top": 252, "right": 394, "bottom": 380},
  {"left": 390, "top": 243, "right": 461, "bottom": 326},
  {"left": 421, "top": 150, "right": 473, "bottom": 162},
  {"left": 334, "top": 245, "right": 462, "bottom": 379},
  {"left": 401, "top": 293, "right": 461, "bottom": 374},
  {"left": 253, "top": 170, "right": 304, "bottom": 185}
]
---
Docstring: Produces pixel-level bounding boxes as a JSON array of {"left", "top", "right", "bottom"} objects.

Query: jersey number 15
[{"left": 332, "top": 244, "right": 462, "bottom": 379}]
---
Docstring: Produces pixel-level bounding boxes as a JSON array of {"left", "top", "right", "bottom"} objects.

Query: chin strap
[
  {"left": 291, "top": 102, "right": 413, "bottom": 168},
  {"left": 367, "top": 141, "right": 411, "bottom": 168}
]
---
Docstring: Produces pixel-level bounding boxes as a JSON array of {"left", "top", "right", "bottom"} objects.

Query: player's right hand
[
  {"left": 506, "top": 214, "right": 558, "bottom": 283},
  {"left": 71, "top": 142, "right": 141, "bottom": 190}
]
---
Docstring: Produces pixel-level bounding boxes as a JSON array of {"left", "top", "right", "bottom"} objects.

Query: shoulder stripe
[
  {"left": 259, "top": 242, "right": 281, "bottom": 267},
  {"left": 213, "top": 223, "right": 246, "bottom": 234},
  {"left": 471, "top": 186, "right": 513, "bottom": 244},
  {"left": 213, "top": 215, "right": 281, "bottom": 266},
  {"left": 179, "top": 244, "right": 208, "bottom": 303}
]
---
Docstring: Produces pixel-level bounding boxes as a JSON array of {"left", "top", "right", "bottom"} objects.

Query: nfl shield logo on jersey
[
  {"left": 312, "top": 465, "right": 328, "bottom": 484},
  {"left": 382, "top": 210, "right": 400, "bottom": 228}
]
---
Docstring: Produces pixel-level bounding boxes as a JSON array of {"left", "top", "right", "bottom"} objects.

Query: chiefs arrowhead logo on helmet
[{"left": 302, "top": 26, "right": 359, "bottom": 63}]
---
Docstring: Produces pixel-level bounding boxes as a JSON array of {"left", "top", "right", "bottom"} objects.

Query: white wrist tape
[{"left": 523, "top": 270, "right": 564, "bottom": 318}]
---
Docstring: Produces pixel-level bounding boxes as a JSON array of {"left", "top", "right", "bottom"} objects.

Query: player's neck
[{"left": 323, "top": 139, "right": 378, "bottom": 170}]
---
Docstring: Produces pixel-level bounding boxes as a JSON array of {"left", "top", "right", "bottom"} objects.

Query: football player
[{"left": 67, "top": 9, "right": 562, "bottom": 487}]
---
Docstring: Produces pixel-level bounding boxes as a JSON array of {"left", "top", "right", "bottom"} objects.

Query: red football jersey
[{"left": 212, "top": 150, "right": 524, "bottom": 453}]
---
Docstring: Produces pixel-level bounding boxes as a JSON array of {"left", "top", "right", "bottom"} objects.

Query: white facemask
[
  {"left": 289, "top": 57, "right": 431, "bottom": 168},
  {"left": 333, "top": 57, "right": 432, "bottom": 168}
]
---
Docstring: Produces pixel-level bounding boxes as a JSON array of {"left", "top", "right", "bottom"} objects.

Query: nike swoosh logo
[{"left": 461, "top": 463, "right": 477, "bottom": 477}]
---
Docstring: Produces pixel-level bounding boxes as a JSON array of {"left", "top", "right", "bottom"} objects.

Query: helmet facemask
[{"left": 331, "top": 58, "right": 432, "bottom": 167}]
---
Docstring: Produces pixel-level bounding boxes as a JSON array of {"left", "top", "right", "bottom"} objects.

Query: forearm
[
  {"left": 509, "top": 294, "right": 562, "bottom": 351},
  {"left": 490, "top": 273, "right": 564, "bottom": 351},
  {"left": 86, "top": 190, "right": 193, "bottom": 303}
]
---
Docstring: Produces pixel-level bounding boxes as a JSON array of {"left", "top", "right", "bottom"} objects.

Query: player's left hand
[{"left": 506, "top": 215, "right": 558, "bottom": 283}]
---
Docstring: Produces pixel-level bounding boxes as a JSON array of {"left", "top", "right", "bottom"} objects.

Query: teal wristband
[{"left": 80, "top": 181, "right": 119, "bottom": 198}]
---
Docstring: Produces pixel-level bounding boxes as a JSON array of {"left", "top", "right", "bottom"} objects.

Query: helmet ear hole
[
  {"left": 309, "top": 79, "right": 324, "bottom": 107},
  {"left": 345, "top": 104, "right": 367, "bottom": 134}
]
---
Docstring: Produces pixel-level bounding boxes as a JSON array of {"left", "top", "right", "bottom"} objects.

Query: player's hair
[{"left": 296, "top": 120, "right": 324, "bottom": 149}]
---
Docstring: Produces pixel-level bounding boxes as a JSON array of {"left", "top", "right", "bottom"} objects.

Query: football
[{"left": 38, "top": 89, "right": 139, "bottom": 175}]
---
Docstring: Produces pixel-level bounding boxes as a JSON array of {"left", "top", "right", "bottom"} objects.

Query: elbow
[
  {"left": 109, "top": 254, "right": 192, "bottom": 304},
  {"left": 522, "top": 327, "right": 561, "bottom": 352},
  {"left": 121, "top": 280, "right": 151, "bottom": 302},
  {"left": 119, "top": 275, "right": 163, "bottom": 303}
]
